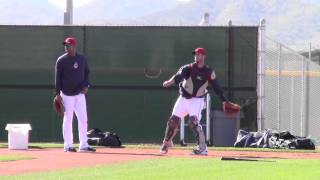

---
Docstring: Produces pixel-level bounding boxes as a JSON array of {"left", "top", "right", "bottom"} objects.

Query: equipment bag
[
  {"left": 98, "top": 132, "right": 122, "bottom": 147},
  {"left": 87, "top": 128, "right": 122, "bottom": 147}
]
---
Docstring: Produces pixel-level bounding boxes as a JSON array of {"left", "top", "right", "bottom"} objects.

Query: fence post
[
  {"left": 277, "top": 44, "right": 282, "bottom": 130},
  {"left": 206, "top": 93, "right": 211, "bottom": 145},
  {"left": 290, "top": 76, "right": 294, "bottom": 132},
  {"left": 305, "top": 46, "right": 311, "bottom": 136},
  {"left": 301, "top": 56, "right": 305, "bottom": 136},
  {"left": 257, "top": 19, "right": 266, "bottom": 131}
]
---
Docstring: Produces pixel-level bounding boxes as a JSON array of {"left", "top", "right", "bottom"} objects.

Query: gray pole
[
  {"left": 64, "top": 0, "right": 73, "bottom": 25},
  {"left": 199, "top": 12, "right": 210, "bottom": 26},
  {"left": 301, "top": 56, "right": 305, "bottom": 136},
  {"left": 277, "top": 44, "right": 282, "bottom": 130},
  {"left": 257, "top": 19, "right": 266, "bottom": 131},
  {"left": 309, "top": 43, "right": 312, "bottom": 62},
  {"left": 206, "top": 93, "right": 211, "bottom": 145}
]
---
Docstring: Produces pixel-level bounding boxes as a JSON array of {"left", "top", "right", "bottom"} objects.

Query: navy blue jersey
[
  {"left": 55, "top": 53, "right": 90, "bottom": 96},
  {"left": 173, "top": 63, "right": 227, "bottom": 101}
]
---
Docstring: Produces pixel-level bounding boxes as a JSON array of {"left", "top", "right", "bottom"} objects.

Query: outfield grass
[
  {"left": 0, "top": 142, "right": 318, "bottom": 153},
  {"left": 3, "top": 157, "right": 320, "bottom": 180},
  {"left": 124, "top": 143, "right": 320, "bottom": 153},
  {"left": 0, "top": 143, "right": 63, "bottom": 149},
  {"left": 0, "top": 155, "right": 34, "bottom": 162},
  {"left": 0, "top": 143, "right": 319, "bottom": 179}
]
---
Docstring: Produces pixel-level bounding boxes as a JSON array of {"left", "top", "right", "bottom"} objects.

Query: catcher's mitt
[
  {"left": 53, "top": 95, "right": 64, "bottom": 116},
  {"left": 223, "top": 102, "right": 241, "bottom": 117}
]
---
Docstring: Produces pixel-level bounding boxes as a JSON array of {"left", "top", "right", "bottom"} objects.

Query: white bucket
[{"left": 5, "top": 124, "right": 32, "bottom": 150}]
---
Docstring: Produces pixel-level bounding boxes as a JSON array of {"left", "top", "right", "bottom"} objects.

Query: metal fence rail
[{"left": 262, "top": 36, "right": 320, "bottom": 141}]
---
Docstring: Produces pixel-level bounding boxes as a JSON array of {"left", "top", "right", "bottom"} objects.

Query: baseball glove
[
  {"left": 223, "top": 102, "right": 241, "bottom": 116},
  {"left": 53, "top": 95, "right": 64, "bottom": 116}
]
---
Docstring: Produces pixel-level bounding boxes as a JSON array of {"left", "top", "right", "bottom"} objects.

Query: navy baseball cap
[
  {"left": 192, "top": 47, "right": 207, "bottom": 55},
  {"left": 63, "top": 37, "right": 77, "bottom": 46}
]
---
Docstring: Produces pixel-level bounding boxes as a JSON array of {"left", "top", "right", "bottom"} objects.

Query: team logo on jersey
[
  {"left": 73, "top": 62, "right": 78, "bottom": 69},
  {"left": 196, "top": 76, "right": 202, "bottom": 80}
]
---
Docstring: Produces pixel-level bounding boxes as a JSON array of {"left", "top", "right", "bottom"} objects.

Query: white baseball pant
[
  {"left": 60, "top": 92, "right": 89, "bottom": 149},
  {"left": 172, "top": 95, "right": 205, "bottom": 122}
]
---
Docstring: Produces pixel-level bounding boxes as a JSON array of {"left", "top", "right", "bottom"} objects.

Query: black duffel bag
[{"left": 87, "top": 128, "right": 122, "bottom": 147}]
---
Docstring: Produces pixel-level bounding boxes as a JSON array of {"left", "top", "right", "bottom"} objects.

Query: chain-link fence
[{"left": 263, "top": 36, "right": 320, "bottom": 142}]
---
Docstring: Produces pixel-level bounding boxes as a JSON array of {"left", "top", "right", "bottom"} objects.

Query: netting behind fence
[
  {"left": 263, "top": 37, "right": 320, "bottom": 141},
  {"left": 0, "top": 25, "right": 258, "bottom": 142}
]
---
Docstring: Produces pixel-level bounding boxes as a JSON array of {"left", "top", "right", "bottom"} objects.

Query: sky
[
  {"left": 48, "top": 0, "right": 193, "bottom": 9},
  {"left": 0, "top": 0, "right": 319, "bottom": 51},
  {"left": 48, "top": 0, "right": 94, "bottom": 9}
]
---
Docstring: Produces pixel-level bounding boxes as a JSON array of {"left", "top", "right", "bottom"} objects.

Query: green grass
[
  {"left": 0, "top": 143, "right": 63, "bottom": 149},
  {"left": 123, "top": 143, "right": 320, "bottom": 153},
  {"left": 3, "top": 157, "right": 320, "bottom": 180},
  {"left": 27, "top": 143, "right": 64, "bottom": 149},
  {"left": 0, "top": 155, "right": 35, "bottom": 162},
  {"left": 0, "top": 143, "right": 319, "bottom": 179},
  {"left": 0, "top": 142, "right": 319, "bottom": 153}
]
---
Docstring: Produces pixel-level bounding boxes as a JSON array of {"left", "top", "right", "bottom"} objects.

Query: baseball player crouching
[
  {"left": 160, "top": 47, "right": 229, "bottom": 155},
  {"left": 54, "top": 37, "right": 96, "bottom": 152}
]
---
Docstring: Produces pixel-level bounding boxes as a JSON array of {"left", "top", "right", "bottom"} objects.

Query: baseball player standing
[
  {"left": 54, "top": 37, "right": 95, "bottom": 152},
  {"left": 160, "top": 47, "right": 228, "bottom": 155}
]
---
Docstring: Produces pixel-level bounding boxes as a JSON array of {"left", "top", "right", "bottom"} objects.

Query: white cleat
[
  {"left": 160, "top": 140, "right": 173, "bottom": 154},
  {"left": 192, "top": 146, "right": 208, "bottom": 156}
]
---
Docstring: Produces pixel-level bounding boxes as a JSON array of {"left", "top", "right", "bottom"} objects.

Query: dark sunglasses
[{"left": 64, "top": 44, "right": 73, "bottom": 48}]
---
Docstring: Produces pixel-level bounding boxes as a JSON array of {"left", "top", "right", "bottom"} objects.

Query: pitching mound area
[{"left": 0, "top": 147, "right": 319, "bottom": 175}]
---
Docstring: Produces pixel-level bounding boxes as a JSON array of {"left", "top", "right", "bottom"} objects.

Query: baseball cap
[
  {"left": 192, "top": 47, "right": 207, "bottom": 55},
  {"left": 63, "top": 37, "right": 77, "bottom": 46}
]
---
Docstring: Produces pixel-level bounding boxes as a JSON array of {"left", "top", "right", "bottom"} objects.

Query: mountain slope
[
  {"left": 132, "top": 0, "right": 320, "bottom": 50},
  {"left": 0, "top": 0, "right": 62, "bottom": 25},
  {"left": 0, "top": 0, "right": 319, "bottom": 50}
]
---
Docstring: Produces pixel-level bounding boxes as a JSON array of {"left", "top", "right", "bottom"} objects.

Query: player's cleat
[
  {"left": 64, "top": 147, "right": 77, "bottom": 152},
  {"left": 192, "top": 146, "right": 208, "bottom": 155},
  {"left": 79, "top": 146, "right": 96, "bottom": 152},
  {"left": 160, "top": 144, "right": 169, "bottom": 154},
  {"left": 160, "top": 140, "right": 173, "bottom": 154}
]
